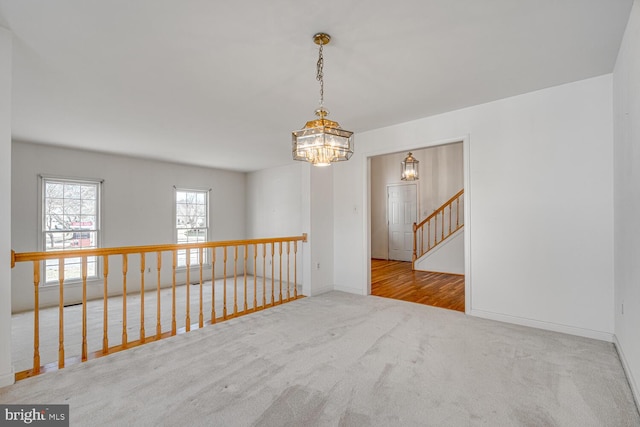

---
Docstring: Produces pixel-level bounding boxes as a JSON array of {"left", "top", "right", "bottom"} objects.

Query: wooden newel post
[
  {"left": 412, "top": 222, "right": 418, "bottom": 265},
  {"left": 33, "top": 261, "right": 40, "bottom": 374}
]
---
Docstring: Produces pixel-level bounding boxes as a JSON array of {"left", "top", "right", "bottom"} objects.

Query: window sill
[{"left": 41, "top": 277, "right": 102, "bottom": 289}]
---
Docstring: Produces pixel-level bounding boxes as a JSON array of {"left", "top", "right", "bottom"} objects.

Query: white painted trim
[
  {"left": 363, "top": 135, "right": 470, "bottom": 301},
  {"left": 614, "top": 335, "right": 640, "bottom": 413},
  {"left": 309, "top": 285, "right": 333, "bottom": 297},
  {"left": 38, "top": 175, "right": 104, "bottom": 283},
  {"left": 364, "top": 157, "right": 372, "bottom": 295},
  {"left": 462, "top": 135, "right": 471, "bottom": 314},
  {"left": 469, "top": 309, "right": 614, "bottom": 342},
  {"left": 0, "top": 370, "right": 14, "bottom": 388},
  {"left": 334, "top": 284, "right": 367, "bottom": 295}
]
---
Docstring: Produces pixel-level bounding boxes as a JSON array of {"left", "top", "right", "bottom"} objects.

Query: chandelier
[
  {"left": 401, "top": 152, "right": 419, "bottom": 181},
  {"left": 292, "top": 33, "right": 354, "bottom": 166}
]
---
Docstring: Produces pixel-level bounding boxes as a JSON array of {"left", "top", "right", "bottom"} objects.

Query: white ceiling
[{"left": 0, "top": 0, "right": 633, "bottom": 172}]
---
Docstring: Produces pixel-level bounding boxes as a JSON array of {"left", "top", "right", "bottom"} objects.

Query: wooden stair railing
[
  {"left": 10, "top": 234, "right": 307, "bottom": 380},
  {"left": 412, "top": 189, "right": 464, "bottom": 268}
]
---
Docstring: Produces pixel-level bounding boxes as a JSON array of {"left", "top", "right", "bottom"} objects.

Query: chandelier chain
[{"left": 316, "top": 42, "right": 324, "bottom": 108}]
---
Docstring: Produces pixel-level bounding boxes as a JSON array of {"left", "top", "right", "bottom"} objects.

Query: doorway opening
[{"left": 370, "top": 142, "right": 465, "bottom": 312}]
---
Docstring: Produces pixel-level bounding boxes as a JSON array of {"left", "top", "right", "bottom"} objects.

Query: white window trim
[
  {"left": 173, "top": 186, "right": 211, "bottom": 269},
  {"left": 39, "top": 174, "right": 104, "bottom": 286}
]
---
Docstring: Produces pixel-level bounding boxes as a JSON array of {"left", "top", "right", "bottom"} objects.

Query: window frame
[
  {"left": 174, "top": 187, "right": 210, "bottom": 268},
  {"left": 39, "top": 175, "right": 103, "bottom": 286}
]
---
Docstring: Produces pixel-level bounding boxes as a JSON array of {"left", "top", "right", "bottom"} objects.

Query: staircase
[{"left": 412, "top": 189, "right": 464, "bottom": 271}]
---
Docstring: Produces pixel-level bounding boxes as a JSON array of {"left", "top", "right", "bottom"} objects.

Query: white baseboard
[
  {"left": 0, "top": 369, "right": 14, "bottom": 388},
  {"left": 469, "top": 309, "right": 614, "bottom": 342},
  {"left": 333, "top": 284, "right": 366, "bottom": 296},
  {"left": 614, "top": 335, "right": 640, "bottom": 413},
  {"left": 308, "top": 285, "right": 334, "bottom": 297}
]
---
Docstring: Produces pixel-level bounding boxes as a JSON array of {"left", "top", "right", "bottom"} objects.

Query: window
[
  {"left": 41, "top": 177, "right": 102, "bottom": 284},
  {"left": 175, "top": 189, "right": 209, "bottom": 267}
]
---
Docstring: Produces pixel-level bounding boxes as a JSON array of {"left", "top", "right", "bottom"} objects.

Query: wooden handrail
[
  {"left": 10, "top": 233, "right": 308, "bottom": 381},
  {"left": 412, "top": 190, "right": 464, "bottom": 267},
  {"left": 415, "top": 189, "right": 464, "bottom": 231},
  {"left": 12, "top": 234, "right": 308, "bottom": 263}
]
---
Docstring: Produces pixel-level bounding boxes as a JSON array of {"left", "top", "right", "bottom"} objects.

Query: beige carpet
[{"left": 2, "top": 292, "right": 639, "bottom": 426}]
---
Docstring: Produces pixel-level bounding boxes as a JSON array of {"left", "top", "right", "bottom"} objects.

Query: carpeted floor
[
  {"left": 11, "top": 277, "right": 299, "bottom": 372},
  {"left": 1, "top": 292, "right": 639, "bottom": 426}
]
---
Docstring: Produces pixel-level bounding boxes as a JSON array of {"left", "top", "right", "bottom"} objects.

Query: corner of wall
[
  {"left": 0, "top": 26, "right": 14, "bottom": 387},
  {"left": 614, "top": 335, "right": 640, "bottom": 412}
]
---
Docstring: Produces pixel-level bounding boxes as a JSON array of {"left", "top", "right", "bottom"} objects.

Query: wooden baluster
[
  {"left": 122, "top": 254, "right": 128, "bottom": 347},
  {"left": 421, "top": 226, "right": 424, "bottom": 256},
  {"left": 58, "top": 258, "right": 65, "bottom": 368},
  {"left": 411, "top": 222, "right": 418, "bottom": 262},
  {"left": 262, "top": 243, "right": 267, "bottom": 308},
  {"left": 434, "top": 213, "right": 438, "bottom": 245},
  {"left": 199, "top": 247, "right": 204, "bottom": 328},
  {"left": 223, "top": 247, "right": 227, "bottom": 319},
  {"left": 32, "top": 261, "right": 40, "bottom": 374},
  {"left": 253, "top": 244, "right": 257, "bottom": 310},
  {"left": 441, "top": 210, "right": 445, "bottom": 241},
  {"left": 293, "top": 241, "right": 298, "bottom": 299},
  {"left": 449, "top": 204, "right": 452, "bottom": 235},
  {"left": 456, "top": 196, "right": 460, "bottom": 228},
  {"left": 427, "top": 219, "right": 431, "bottom": 251},
  {"left": 243, "top": 244, "right": 248, "bottom": 312},
  {"left": 270, "top": 242, "right": 275, "bottom": 306},
  {"left": 185, "top": 248, "right": 191, "bottom": 332},
  {"left": 211, "top": 248, "right": 216, "bottom": 323},
  {"left": 279, "top": 242, "right": 283, "bottom": 303},
  {"left": 233, "top": 245, "right": 238, "bottom": 315},
  {"left": 139, "top": 253, "right": 145, "bottom": 342},
  {"left": 171, "top": 250, "right": 177, "bottom": 335},
  {"left": 286, "top": 242, "right": 291, "bottom": 301},
  {"left": 10, "top": 235, "right": 312, "bottom": 377},
  {"left": 156, "top": 252, "right": 162, "bottom": 338},
  {"left": 81, "top": 257, "right": 88, "bottom": 361},
  {"left": 102, "top": 255, "right": 109, "bottom": 353},
  {"left": 278, "top": 242, "right": 282, "bottom": 304}
]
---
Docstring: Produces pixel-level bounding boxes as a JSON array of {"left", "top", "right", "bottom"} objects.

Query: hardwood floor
[{"left": 371, "top": 259, "right": 465, "bottom": 312}]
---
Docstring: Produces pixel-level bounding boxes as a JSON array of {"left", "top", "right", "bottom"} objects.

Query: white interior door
[{"left": 388, "top": 184, "right": 417, "bottom": 261}]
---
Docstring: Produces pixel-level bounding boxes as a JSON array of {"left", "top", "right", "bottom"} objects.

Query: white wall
[
  {"left": 246, "top": 163, "right": 304, "bottom": 238},
  {"left": 0, "top": 27, "right": 14, "bottom": 387},
  {"left": 236, "top": 160, "right": 331, "bottom": 297},
  {"left": 414, "top": 229, "right": 465, "bottom": 275},
  {"left": 11, "top": 141, "right": 246, "bottom": 312},
  {"left": 245, "top": 162, "right": 306, "bottom": 286},
  {"left": 613, "top": 0, "right": 640, "bottom": 405},
  {"left": 309, "top": 166, "right": 334, "bottom": 295},
  {"left": 246, "top": 162, "right": 331, "bottom": 297},
  {"left": 334, "top": 75, "right": 615, "bottom": 340},
  {"left": 370, "top": 143, "right": 463, "bottom": 259}
]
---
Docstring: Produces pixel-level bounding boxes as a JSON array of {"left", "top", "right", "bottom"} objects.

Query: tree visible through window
[
  {"left": 175, "top": 189, "right": 208, "bottom": 267},
  {"left": 42, "top": 177, "right": 101, "bottom": 283}
]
